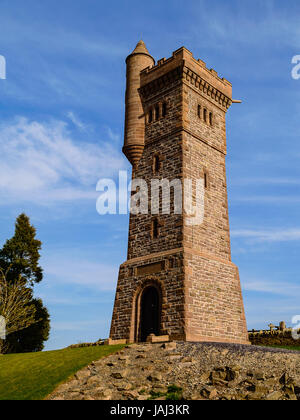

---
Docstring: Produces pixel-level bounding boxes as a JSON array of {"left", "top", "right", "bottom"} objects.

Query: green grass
[
  {"left": 254, "top": 343, "right": 300, "bottom": 352},
  {"left": 266, "top": 345, "right": 300, "bottom": 351},
  {"left": 148, "top": 385, "right": 183, "bottom": 401},
  {"left": 0, "top": 344, "right": 125, "bottom": 400}
]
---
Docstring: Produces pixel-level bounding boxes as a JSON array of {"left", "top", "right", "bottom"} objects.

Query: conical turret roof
[{"left": 131, "top": 40, "right": 151, "bottom": 55}]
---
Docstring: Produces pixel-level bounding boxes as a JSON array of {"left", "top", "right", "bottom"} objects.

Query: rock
[
  {"left": 264, "top": 378, "right": 278, "bottom": 388},
  {"left": 83, "top": 395, "right": 95, "bottom": 400},
  {"left": 138, "top": 394, "right": 151, "bottom": 400},
  {"left": 265, "top": 391, "right": 283, "bottom": 401},
  {"left": 86, "top": 375, "right": 102, "bottom": 387},
  {"left": 67, "top": 392, "right": 84, "bottom": 400},
  {"left": 147, "top": 373, "right": 163, "bottom": 382},
  {"left": 168, "top": 353, "right": 182, "bottom": 361},
  {"left": 279, "top": 372, "right": 295, "bottom": 386},
  {"left": 236, "top": 391, "right": 249, "bottom": 400},
  {"left": 161, "top": 342, "right": 177, "bottom": 351},
  {"left": 211, "top": 367, "right": 228, "bottom": 385},
  {"left": 247, "top": 391, "right": 266, "bottom": 400},
  {"left": 285, "top": 391, "right": 297, "bottom": 400},
  {"left": 123, "top": 391, "right": 139, "bottom": 400},
  {"left": 180, "top": 362, "right": 193, "bottom": 368},
  {"left": 220, "top": 392, "right": 233, "bottom": 400},
  {"left": 90, "top": 387, "right": 113, "bottom": 400},
  {"left": 141, "top": 365, "right": 154, "bottom": 372},
  {"left": 48, "top": 341, "right": 300, "bottom": 401},
  {"left": 250, "top": 383, "right": 270, "bottom": 394},
  {"left": 201, "top": 387, "right": 218, "bottom": 400},
  {"left": 280, "top": 373, "right": 289, "bottom": 385},
  {"left": 117, "top": 382, "right": 131, "bottom": 391},
  {"left": 226, "top": 367, "right": 240, "bottom": 382},
  {"left": 180, "top": 356, "right": 196, "bottom": 368},
  {"left": 75, "top": 369, "right": 90, "bottom": 381},
  {"left": 111, "top": 370, "right": 128, "bottom": 379},
  {"left": 199, "top": 372, "right": 211, "bottom": 383},
  {"left": 212, "top": 379, "right": 228, "bottom": 387},
  {"left": 129, "top": 344, "right": 139, "bottom": 348},
  {"left": 253, "top": 371, "right": 265, "bottom": 381}
]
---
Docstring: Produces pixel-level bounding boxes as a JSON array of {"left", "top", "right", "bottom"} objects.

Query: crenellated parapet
[{"left": 139, "top": 47, "right": 232, "bottom": 111}]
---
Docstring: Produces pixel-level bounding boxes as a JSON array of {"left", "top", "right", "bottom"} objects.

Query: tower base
[{"left": 109, "top": 248, "right": 250, "bottom": 345}]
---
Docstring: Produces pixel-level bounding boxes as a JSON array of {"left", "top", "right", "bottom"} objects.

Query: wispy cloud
[
  {"left": 66, "top": 111, "right": 87, "bottom": 131},
  {"left": 232, "top": 228, "right": 300, "bottom": 242},
  {"left": 0, "top": 116, "right": 125, "bottom": 205},
  {"left": 243, "top": 278, "right": 300, "bottom": 298},
  {"left": 231, "top": 177, "right": 300, "bottom": 187},
  {"left": 232, "top": 195, "right": 300, "bottom": 204}
]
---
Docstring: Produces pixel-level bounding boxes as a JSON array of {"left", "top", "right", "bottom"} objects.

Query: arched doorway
[{"left": 140, "top": 286, "right": 160, "bottom": 342}]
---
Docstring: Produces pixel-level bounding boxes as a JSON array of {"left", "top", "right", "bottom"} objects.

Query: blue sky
[{"left": 0, "top": 0, "right": 300, "bottom": 350}]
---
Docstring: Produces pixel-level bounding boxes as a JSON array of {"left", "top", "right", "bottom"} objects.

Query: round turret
[{"left": 123, "top": 40, "right": 155, "bottom": 167}]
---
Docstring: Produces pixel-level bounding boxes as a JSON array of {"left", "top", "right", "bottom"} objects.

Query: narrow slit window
[
  {"left": 209, "top": 112, "right": 213, "bottom": 126},
  {"left": 155, "top": 105, "right": 160, "bottom": 121},
  {"left": 162, "top": 102, "right": 167, "bottom": 117},
  {"left": 197, "top": 105, "right": 201, "bottom": 118},
  {"left": 203, "top": 108, "right": 207, "bottom": 123},
  {"left": 152, "top": 218, "right": 159, "bottom": 239},
  {"left": 204, "top": 172, "right": 208, "bottom": 189},
  {"left": 148, "top": 109, "right": 153, "bottom": 123},
  {"left": 153, "top": 155, "right": 160, "bottom": 174}
]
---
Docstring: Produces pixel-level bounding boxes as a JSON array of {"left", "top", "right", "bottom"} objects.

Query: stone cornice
[
  {"left": 120, "top": 246, "right": 235, "bottom": 268},
  {"left": 139, "top": 63, "right": 232, "bottom": 112},
  {"left": 182, "top": 65, "right": 232, "bottom": 111}
]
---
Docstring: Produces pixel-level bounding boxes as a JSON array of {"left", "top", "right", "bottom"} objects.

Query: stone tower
[{"left": 109, "top": 41, "right": 249, "bottom": 345}]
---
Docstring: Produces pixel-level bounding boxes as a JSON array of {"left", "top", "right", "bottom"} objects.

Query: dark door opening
[{"left": 140, "top": 286, "right": 160, "bottom": 342}]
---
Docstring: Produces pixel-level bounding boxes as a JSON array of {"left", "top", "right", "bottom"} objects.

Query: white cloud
[
  {"left": 232, "top": 228, "right": 300, "bottom": 242},
  {"left": 66, "top": 111, "right": 87, "bottom": 131},
  {"left": 231, "top": 177, "right": 300, "bottom": 187},
  {"left": 232, "top": 195, "right": 300, "bottom": 204},
  {"left": 243, "top": 278, "right": 300, "bottom": 297},
  {"left": 0, "top": 116, "right": 125, "bottom": 205}
]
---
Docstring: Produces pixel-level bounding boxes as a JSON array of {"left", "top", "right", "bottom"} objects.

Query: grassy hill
[{"left": 0, "top": 344, "right": 125, "bottom": 400}]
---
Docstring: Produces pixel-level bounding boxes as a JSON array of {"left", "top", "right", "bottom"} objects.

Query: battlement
[{"left": 140, "top": 46, "right": 232, "bottom": 100}]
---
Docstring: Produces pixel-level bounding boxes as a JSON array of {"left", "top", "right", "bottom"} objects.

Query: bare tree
[{"left": 0, "top": 268, "right": 38, "bottom": 353}]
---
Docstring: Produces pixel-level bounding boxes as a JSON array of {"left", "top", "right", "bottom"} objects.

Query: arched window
[
  {"left": 162, "top": 102, "right": 167, "bottom": 117},
  {"left": 155, "top": 105, "right": 160, "bottom": 121},
  {"left": 148, "top": 109, "right": 153, "bottom": 123},
  {"left": 203, "top": 108, "right": 207, "bottom": 123},
  {"left": 197, "top": 105, "right": 201, "bottom": 118},
  {"left": 209, "top": 112, "right": 213, "bottom": 126}
]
